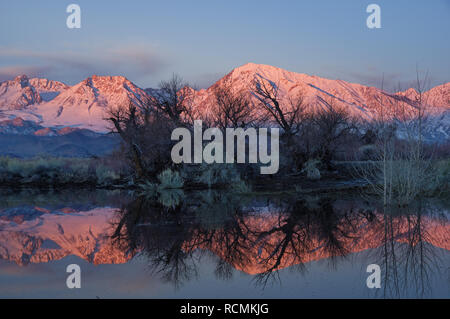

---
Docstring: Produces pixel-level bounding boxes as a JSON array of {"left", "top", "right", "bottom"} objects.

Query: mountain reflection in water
[{"left": 0, "top": 189, "right": 448, "bottom": 298}]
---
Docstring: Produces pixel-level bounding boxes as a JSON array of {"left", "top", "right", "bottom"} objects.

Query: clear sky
[{"left": 0, "top": 0, "right": 449, "bottom": 90}]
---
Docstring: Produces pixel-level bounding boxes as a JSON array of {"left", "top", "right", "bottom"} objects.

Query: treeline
[
  {"left": 2, "top": 72, "right": 448, "bottom": 199},
  {"left": 103, "top": 70, "right": 449, "bottom": 201},
  {"left": 105, "top": 75, "right": 365, "bottom": 188}
]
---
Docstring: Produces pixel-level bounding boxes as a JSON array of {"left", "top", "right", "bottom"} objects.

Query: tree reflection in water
[
  {"left": 110, "top": 191, "right": 449, "bottom": 296},
  {"left": 370, "top": 201, "right": 448, "bottom": 298}
]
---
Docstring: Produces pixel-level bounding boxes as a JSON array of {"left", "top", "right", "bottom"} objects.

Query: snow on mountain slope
[
  {"left": 35, "top": 75, "right": 152, "bottom": 132},
  {"left": 193, "top": 63, "right": 449, "bottom": 120},
  {"left": 0, "top": 75, "right": 152, "bottom": 132},
  {"left": 29, "top": 77, "right": 69, "bottom": 102},
  {"left": 0, "top": 75, "right": 68, "bottom": 110},
  {"left": 0, "top": 75, "right": 42, "bottom": 110},
  {"left": 189, "top": 63, "right": 450, "bottom": 140},
  {"left": 0, "top": 64, "right": 448, "bottom": 137},
  {"left": 424, "top": 83, "right": 450, "bottom": 107},
  {"left": 0, "top": 75, "right": 68, "bottom": 124},
  {"left": 413, "top": 109, "right": 450, "bottom": 143}
]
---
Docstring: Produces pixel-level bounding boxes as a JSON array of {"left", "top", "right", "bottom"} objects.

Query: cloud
[
  {"left": 188, "top": 72, "right": 224, "bottom": 89},
  {"left": 344, "top": 71, "right": 405, "bottom": 90},
  {"left": 0, "top": 44, "right": 168, "bottom": 85},
  {"left": 0, "top": 65, "right": 53, "bottom": 82},
  {"left": 318, "top": 64, "right": 424, "bottom": 91},
  {"left": 344, "top": 69, "right": 443, "bottom": 92},
  {"left": 0, "top": 48, "right": 94, "bottom": 71},
  {"left": 107, "top": 46, "right": 167, "bottom": 75}
]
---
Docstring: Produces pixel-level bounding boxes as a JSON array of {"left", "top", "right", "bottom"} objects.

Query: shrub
[
  {"left": 96, "top": 166, "right": 120, "bottom": 186},
  {"left": 157, "top": 168, "right": 184, "bottom": 189},
  {"left": 422, "top": 160, "right": 450, "bottom": 196},
  {"left": 0, "top": 156, "right": 121, "bottom": 186}
]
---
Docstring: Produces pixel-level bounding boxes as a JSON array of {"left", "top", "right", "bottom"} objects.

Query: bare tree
[
  {"left": 250, "top": 75, "right": 309, "bottom": 172},
  {"left": 251, "top": 75, "right": 306, "bottom": 139},
  {"left": 151, "top": 74, "right": 196, "bottom": 126},
  {"left": 355, "top": 68, "right": 438, "bottom": 206},
  {"left": 307, "top": 98, "right": 355, "bottom": 167},
  {"left": 105, "top": 101, "right": 176, "bottom": 181},
  {"left": 104, "top": 74, "right": 199, "bottom": 181},
  {"left": 212, "top": 79, "right": 254, "bottom": 129},
  {"left": 106, "top": 102, "right": 147, "bottom": 179}
]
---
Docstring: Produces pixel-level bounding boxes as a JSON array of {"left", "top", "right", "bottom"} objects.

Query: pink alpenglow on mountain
[{"left": 0, "top": 64, "right": 449, "bottom": 138}]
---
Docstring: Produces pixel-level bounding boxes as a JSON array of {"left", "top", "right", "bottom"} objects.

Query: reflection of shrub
[
  {"left": 138, "top": 181, "right": 157, "bottom": 196},
  {"left": 358, "top": 144, "right": 377, "bottom": 160},
  {"left": 158, "top": 189, "right": 185, "bottom": 208},
  {"left": 96, "top": 166, "right": 120, "bottom": 186},
  {"left": 230, "top": 179, "right": 252, "bottom": 193},
  {"left": 157, "top": 168, "right": 184, "bottom": 189},
  {"left": 423, "top": 160, "right": 450, "bottom": 196},
  {"left": 187, "top": 163, "right": 243, "bottom": 188},
  {"left": 302, "top": 159, "right": 321, "bottom": 180}
]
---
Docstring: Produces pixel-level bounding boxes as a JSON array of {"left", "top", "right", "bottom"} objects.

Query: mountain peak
[
  {"left": 89, "top": 74, "right": 128, "bottom": 82},
  {"left": 227, "top": 62, "right": 313, "bottom": 88},
  {"left": 13, "top": 74, "right": 29, "bottom": 86},
  {"left": 233, "top": 62, "right": 289, "bottom": 76},
  {"left": 31, "top": 74, "right": 152, "bottom": 132},
  {"left": 0, "top": 64, "right": 448, "bottom": 137},
  {"left": 0, "top": 74, "right": 41, "bottom": 109},
  {"left": 79, "top": 75, "right": 137, "bottom": 93}
]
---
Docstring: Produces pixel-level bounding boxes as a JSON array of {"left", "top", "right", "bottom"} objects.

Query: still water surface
[{"left": 0, "top": 189, "right": 448, "bottom": 298}]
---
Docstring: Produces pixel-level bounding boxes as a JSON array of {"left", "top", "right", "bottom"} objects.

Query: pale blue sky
[{"left": 0, "top": 0, "right": 449, "bottom": 90}]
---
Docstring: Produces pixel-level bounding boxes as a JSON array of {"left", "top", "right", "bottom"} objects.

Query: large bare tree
[
  {"left": 308, "top": 98, "right": 355, "bottom": 166},
  {"left": 251, "top": 75, "right": 306, "bottom": 139},
  {"left": 150, "top": 74, "right": 196, "bottom": 126},
  {"left": 105, "top": 75, "right": 195, "bottom": 180},
  {"left": 212, "top": 78, "right": 254, "bottom": 129}
]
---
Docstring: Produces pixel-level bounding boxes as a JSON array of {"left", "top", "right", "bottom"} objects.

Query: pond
[{"left": 0, "top": 189, "right": 448, "bottom": 298}]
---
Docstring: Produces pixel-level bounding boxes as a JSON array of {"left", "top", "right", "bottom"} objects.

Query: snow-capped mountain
[
  {"left": 0, "top": 75, "right": 68, "bottom": 110},
  {"left": 190, "top": 63, "right": 450, "bottom": 142},
  {"left": 0, "top": 64, "right": 449, "bottom": 139},
  {"left": 0, "top": 74, "right": 151, "bottom": 132},
  {"left": 192, "top": 63, "right": 449, "bottom": 120},
  {"left": 35, "top": 75, "right": 152, "bottom": 131},
  {"left": 29, "top": 77, "right": 69, "bottom": 102},
  {"left": 423, "top": 83, "right": 450, "bottom": 107},
  {"left": 1, "top": 75, "right": 39, "bottom": 109}
]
